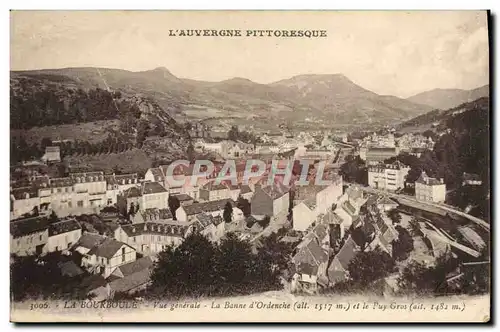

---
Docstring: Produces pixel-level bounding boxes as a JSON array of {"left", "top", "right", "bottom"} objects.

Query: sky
[{"left": 10, "top": 11, "right": 489, "bottom": 98}]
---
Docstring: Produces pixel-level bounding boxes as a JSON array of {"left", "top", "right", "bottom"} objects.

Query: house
[
  {"left": 171, "top": 193, "right": 194, "bottom": 206},
  {"left": 199, "top": 181, "right": 238, "bottom": 202},
  {"left": 46, "top": 218, "right": 82, "bottom": 253},
  {"left": 362, "top": 147, "right": 399, "bottom": 165},
  {"left": 368, "top": 161, "right": 410, "bottom": 191},
  {"left": 10, "top": 186, "right": 41, "bottom": 219},
  {"left": 193, "top": 213, "right": 225, "bottom": 242},
  {"left": 415, "top": 171, "right": 446, "bottom": 203},
  {"left": 41, "top": 146, "right": 61, "bottom": 163},
  {"left": 220, "top": 140, "right": 254, "bottom": 159},
  {"left": 291, "top": 235, "right": 330, "bottom": 293},
  {"left": 114, "top": 221, "right": 193, "bottom": 255},
  {"left": 376, "top": 196, "right": 399, "bottom": 211},
  {"left": 462, "top": 173, "right": 482, "bottom": 186},
  {"left": 292, "top": 198, "right": 318, "bottom": 232},
  {"left": 319, "top": 210, "right": 346, "bottom": 243},
  {"left": 117, "top": 182, "right": 169, "bottom": 217},
  {"left": 105, "top": 173, "right": 139, "bottom": 205},
  {"left": 94, "top": 256, "right": 155, "bottom": 300},
  {"left": 176, "top": 198, "right": 236, "bottom": 222},
  {"left": 74, "top": 234, "right": 137, "bottom": 278},
  {"left": 10, "top": 216, "right": 50, "bottom": 256},
  {"left": 327, "top": 236, "right": 359, "bottom": 285},
  {"left": 132, "top": 208, "right": 173, "bottom": 224},
  {"left": 314, "top": 175, "right": 343, "bottom": 214},
  {"left": 69, "top": 172, "right": 107, "bottom": 208},
  {"left": 251, "top": 183, "right": 289, "bottom": 219}
]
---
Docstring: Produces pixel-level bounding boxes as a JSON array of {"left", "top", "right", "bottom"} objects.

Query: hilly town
[{"left": 10, "top": 96, "right": 490, "bottom": 302}]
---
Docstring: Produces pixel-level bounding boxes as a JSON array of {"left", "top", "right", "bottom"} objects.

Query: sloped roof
[
  {"left": 148, "top": 167, "right": 164, "bottom": 180},
  {"left": 121, "top": 222, "right": 191, "bottom": 238},
  {"left": 123, "top": 186, "right": 142, "bottom": 198},
  {"left": 303, "top": 197, "right": 317, "bottom": 211},
  {"left": 415, "top": 172, "right": 443, "bottom": 186},
  {"left": 115, "top": 256, "right": 154, "bottom": 278},
  {"left": 49, "top": 218, "right": 81, "bottom": 236},
  {"left": 320, "top": 210, "right": 343, "bottom": 225},
  {"left": 183, "top": 198, "right": 235, "bottom": 216},
  {"left": 142, "top": 182, "right": 167, "bottom": 195},
  {"left": 69, "top": 171, "right": 105, "bottom": 183},
  {"left": 312, "top": 222, "right": 329, "bottom": 241},
  {"left": 11, "top": 186, "right": 39, "bottom": 200},
  {"left": 10, "top": 216, "right": 50, "bottom": 238},
  {"left": 140, "top": 208, "right": 173, "bottom": 221},
  {"left": 108, "top": 268, "right": 152, "bottom": 294},
  {"left": 76, "top": 233, "right": 107, "bottom": 250},
  {"left": 196, "top": 213, "right": 224, "bottom": 229},
  {"left": 87, "top": 238, "right": 130, "bottom": 259},
  {"left": 50, "top": 177, "right": 74, "bottom": 188},
  {"left": 240, "top": 185, "right": 252, "bottom": 194},
  {"left": 171, "top": 193, "right": 194, "bottom": 202},
  {"left": 377, "top": 196, "right": 398, "bottom": 206},
  {"left": 335, "top": 236, "right": 358, "bottom": 270},
  {"left": 260, "top": 182, "right": 289, "bottom": 200}
]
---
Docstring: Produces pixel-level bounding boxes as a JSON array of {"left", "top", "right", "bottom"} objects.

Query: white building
[
  {"left": 74, "top": 234, "right": 137, "bottom": 278},
  {"left": 46, "top": 218, "right": 82, "bottom": 253},
  {"left": 114, "top": 221, "right": 192, "bottom": 256},
  {"left": 415, "top": 171, "right": 446, "bottom": 203},
  {"left": 368, "top": 161, "right": 410, "bottom": 191}
]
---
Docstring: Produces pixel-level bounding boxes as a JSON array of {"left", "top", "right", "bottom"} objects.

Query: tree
[
  {"left": 40, "top": 137, "right": 53, "bottom": 150},
  {"left": 128, "top": 203, "right": 136, "bottom": 218},
  {"left": 149, "top": 233, "right": 218, "bottom": 298},
  {"left": 186, "top": 143, "right": 195, "bottom": 162},
  {"left": 392, "top": 225, "right": 414, "bottom": 261},
  {"left": 216, "top": 233, "right": 254, "bottom": 286},
  {"left": 223, "top": 202, "right": 233, "bottom": 224},
  {"left": 397, "top": 254, "right": 457, "bottom": 296},
  {"left": 236, "top": 196, "right": 251, "bottom": 216},
  {"left": 168, "top": 195, "right": 181, "bottom": 220},
  {"left": 408, "top": 217, "right": 421, "bottom": 237},
  {"left": 228, "top": 125, "right": 239, "bottom": 141},
  {"left": 387, "top": 209, "right": 401, "bottom": 224},
  {"left": 339, "top": 155, "right": 367, "bottom": 185},
  {"left": 348, "top": 247, "right": 395, "bottom": 289},
  {"left": 257, "top": 216, "right": 271, "bottom": 229},
  {"left": 49, "top": 210, "right": 59, "bottom": 224}
]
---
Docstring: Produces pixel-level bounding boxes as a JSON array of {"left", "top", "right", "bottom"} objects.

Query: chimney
[{"left": 440, "top": 178, "right": 444, "bottom": 184}]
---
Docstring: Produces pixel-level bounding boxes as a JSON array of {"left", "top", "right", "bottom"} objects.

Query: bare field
[
  {"left": 64, "top": 148, "right": 152, "bottom": 174},
  {"left": 11, "top": 120, "right": 120, "bottom": 144}
]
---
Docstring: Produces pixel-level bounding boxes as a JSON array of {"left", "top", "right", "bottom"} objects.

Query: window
[
  {"left": 57, "top": 188, "right": 62, "bottom": 193},
  {"left": 68, "top": 201, "right": 72, "bottom": 208},
  {"left": 121, "top": 247, "right": 126, "bottom": 263},
  {"left": 65, "top": 188, "right": 69, "bottom": 193},
  {"left": 77, "top": 201, "right": 83, "bottom": 207},
  {"left": 39, "top": 234, "right": 42, "bottom": 241}
]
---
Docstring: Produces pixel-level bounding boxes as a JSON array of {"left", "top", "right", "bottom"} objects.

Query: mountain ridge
[
  {"left": 406, "top": 84, "right": 489, "bottom": 110},
  {"left": 12, "top": 66, "right": 435, "bottom": 129}
]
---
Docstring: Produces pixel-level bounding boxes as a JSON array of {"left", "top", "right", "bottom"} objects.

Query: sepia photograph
[{"left": 9, "top": 10, "right": 490, "bottom": 323}]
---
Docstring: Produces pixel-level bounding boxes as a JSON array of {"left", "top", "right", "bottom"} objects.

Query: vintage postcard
[{"left": 9, "top": 10, "right": 490, "bottom": 323}]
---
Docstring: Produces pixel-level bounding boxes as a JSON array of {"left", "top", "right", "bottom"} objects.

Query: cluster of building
[
  {"left": 358, "top": 132, "right": 434, "bottom": 165},
  {"left": 10, "top": 171, "right": 139, "bottom": 219},
  {"left": 289, "top": 185, "right": 402, "bottom": 293}
]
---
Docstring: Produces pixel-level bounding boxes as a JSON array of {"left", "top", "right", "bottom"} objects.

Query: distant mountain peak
[
  {"left": 221, "top": 77, "right": 255, "bottom": 84},
  {"left": 141, "top": 66, "right": 179, "bottom": 81}
]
